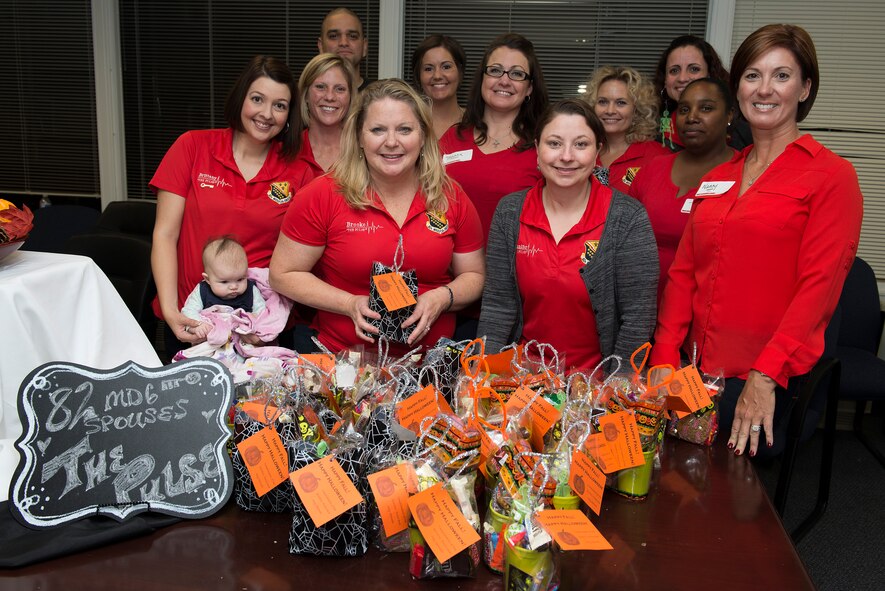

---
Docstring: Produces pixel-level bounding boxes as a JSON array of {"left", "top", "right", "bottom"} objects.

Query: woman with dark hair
[
  {"left": 270, "top": 80, "right": 485, "bottom": 354},
  {"left": 439, "top": 33, "right": 549, "bottom": 241},
  {"left": 583, "top": 66, "right": 669, "bottom": 194},
  {"left": 629, "top": 77, "right": 736, "bottom": 298},
  {"left": 479, "top": 99, "right": 658, "bottom": 370},
  {"left": 411, "top": 34, "right": 467, "bottom": 139},
  {"left": 652, "top": 25, "right": 863, "bottom": 457},
  {"left": 151, "top": 55, "right": 309, "bottom": 355},
  {"left": 654, "top": 35, "right": 751, "bottom": 150}
]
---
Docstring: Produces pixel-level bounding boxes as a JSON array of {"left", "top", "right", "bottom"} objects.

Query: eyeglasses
[{"left": 483, "top": 66, "right": 532, "bottom": 82}]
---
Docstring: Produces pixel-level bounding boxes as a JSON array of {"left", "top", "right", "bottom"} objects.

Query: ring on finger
[
  {"left": 184, "top": 326, "right": 191, "bottom": 334},
  {"left": 751, "top": 424, "right": 762, "bottom": 432}
]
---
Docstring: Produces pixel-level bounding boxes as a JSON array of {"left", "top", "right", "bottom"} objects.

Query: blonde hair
[
  {"left": 332, "top": 78, "right": 453, "bottom": 212},
  {"left": 298, "top": 53, "right": 357, "bottom": 125},
  {"left": 583, "top": 66, "right": 659, "bottom": 144}
]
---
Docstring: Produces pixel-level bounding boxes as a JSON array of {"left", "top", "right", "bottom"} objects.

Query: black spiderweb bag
[{"left": 368, "top": 236, "right": 418, "bottom": 344}]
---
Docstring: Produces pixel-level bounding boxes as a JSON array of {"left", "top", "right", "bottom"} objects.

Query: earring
[{"left": 284, "top": 121, "right": 290, "bottom": 132}]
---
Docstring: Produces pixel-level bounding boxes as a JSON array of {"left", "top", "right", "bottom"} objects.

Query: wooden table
[{"left": 0, "top": 437, "right": 812, "bottom": 590}]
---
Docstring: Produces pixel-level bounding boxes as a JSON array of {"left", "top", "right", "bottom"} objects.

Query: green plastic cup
[
  {"left": 504, "top": 541, "right": 555, "bottom": 590},
  {"left": 483, "top": 502, "right": 515, "bottom": 574},
  {"left": 552, "top": 494, "right": 580, "bottom": 510},
  {"left": 614, "top": 450, "right": 656, "bottom": 499}
]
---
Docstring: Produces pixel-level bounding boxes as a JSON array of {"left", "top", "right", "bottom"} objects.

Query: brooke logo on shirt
[
  {"left": 267, "top": 181, "right": 292, "bottom": 204},
  {"left": 197, "top": 172, "right": 231, "bottom": 189},
  {"left": 517, "top": 243, "right": 543, "bottom": 257},
  {"left": 579, "top": 240, "right": 599, "bottom": 265},
  {"left": 425, "top": 210, "right": 449, "bottom": 234}
]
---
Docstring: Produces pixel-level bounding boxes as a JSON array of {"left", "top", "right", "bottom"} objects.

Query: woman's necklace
[
  {"left": 744, "top": 154, "right": 772, "bottom": 186},
  {"left": 488, "top": 128, "right": 514, "bottom": 148}
]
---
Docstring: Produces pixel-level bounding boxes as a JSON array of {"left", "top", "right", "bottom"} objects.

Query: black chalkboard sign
[{"left": 9, "top": 358, "right": 234, "bottom": 528}]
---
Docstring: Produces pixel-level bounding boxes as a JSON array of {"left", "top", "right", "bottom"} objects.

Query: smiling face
[
  {"left": 419, "top": 46, "right": 461, "bottom": 103},
  {"left": 737, "top": 46, "right": 811, "bottom": 134},
  {"left": 593, "top": 79, "right": 634, "bottom": 140},
  {"left": 360, "top": 97, "right": 424, "bottom": 183},
  {"left": 537, "top": 113, "right": 599, "bottom": 192},
  {"left": 676, "top": 81, "right": 732, "bottom": 152},
  {"left": 239, "top": 76, "right": 291, "bottom": 145},
  {"left": 317, "top": 11, "right": 367, "bottom": 69},
  {"left": 664, "top": 45, "right": 709, "bottom": 101},
  {"left": 307, "top": 66, "right": 350, "bottom": 128},
  {"left": 480, "top": 47, "right": 533, "bottom": 114}
]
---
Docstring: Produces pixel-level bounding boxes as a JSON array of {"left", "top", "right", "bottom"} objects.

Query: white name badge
[
  {"left": 695, "top": 181, "right": 735, "bottom": 196},
  {"left": 680, "top": 198, "right": 694, "bottom": 214},
  {"left": 442, "top": 149, "right": 473, "bottom": 166}
]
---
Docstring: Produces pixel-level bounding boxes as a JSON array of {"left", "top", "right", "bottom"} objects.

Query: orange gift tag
[
  {"left": 583, "top": 433, "right": 617, "bottom": 474},
  {"left": 569, "top": 450, "right": 606, "bottom": 515},
  {"left": 289, "top": 455, "right": 364, "bottom": 527},
  {"left": 372, "top": 272, "right": 417, "bottom": 311},
  {"left": 396, "top": 385, "right": 454, "bottom": 434},
  {"left": 241, "top": 401, "right": 281, "bottom": 424},
  {"left": 668, "top": 365, "right": 713, "bottom": 418},
  {"left": 407, "top": 483, "right": 480, "bottom": 564},
  {"left": 535, "top": 509, "right": 613, "bottom": 550},
  {"left": 485, "top": 348, "right": 517, "bottom": 375},
  {"left": 236, "top": 426, "right": 289, "bottom": 497},
  {"left": 505, "top": 386, "right": 562, "bottom": 450},
  {"left": 368, "top": 464, "right": 418, "bottom": 537},
  {"left": 597, "top": 412, "right": 645, "bottom": 471}
]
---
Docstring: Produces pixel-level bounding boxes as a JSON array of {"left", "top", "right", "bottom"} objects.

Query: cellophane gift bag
[{"left": 367, "top": 237, "right": 418, "bottom": 344}]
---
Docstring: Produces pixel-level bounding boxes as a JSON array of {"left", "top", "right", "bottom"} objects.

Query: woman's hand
[
  {"left": 728, "top": 370, "right": 777, "bottom": 457},
  {"left": 346, "top": 294, "right": 381, "bottom": 344},
  {"left": 167, "top": 310, "right": 206, "bottom": 345},
  {"left": 402, "top": 287, "right": 450, "bottom": 346}
]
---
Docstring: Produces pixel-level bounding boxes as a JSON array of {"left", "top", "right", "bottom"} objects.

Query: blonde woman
[
  {"left": 270, "top": 79, "right": 485, "bottom": 353},
  {"left": 295, "top": 53, "right": 357, "bottom": 181},
  {"left": 583, "top": 66, "right": 669, "bottom": 193}
]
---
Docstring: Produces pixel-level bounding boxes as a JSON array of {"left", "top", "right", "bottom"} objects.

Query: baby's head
[{"left": 202, "top": 236, "right": 249, "bottom": 300}]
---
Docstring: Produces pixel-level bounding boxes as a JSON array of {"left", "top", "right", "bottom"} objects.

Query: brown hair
[
  {"left": 730, "top": 24, "right": 819, "bottom": 122},
  {"left": 410, "top": 34, "right": 467, "bottom": 92},
  {"left": 224, "top": 55, "right": 302, "bottom": 159},
  {"left": 536, "top": 98, "right": 607, "bottom": 149},
  {"left": 203, "top": 235, "right": 247, "bottom": 270},
  {"left": 654, "top": 35, "right": 729, "bottom": 109}
]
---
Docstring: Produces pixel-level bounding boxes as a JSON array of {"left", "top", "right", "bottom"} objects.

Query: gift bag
[
  {"left": 368, "top": 237, "right": 418, "bottom": 344},
  {"left": 231, "top": 409, "right": 300, "bottom": 513},
  {"left": 666, "top": 371, "right": 723, "bottom": 446},
  {"left": 288, "top": 441, "right": 370, "bottom": 557}
]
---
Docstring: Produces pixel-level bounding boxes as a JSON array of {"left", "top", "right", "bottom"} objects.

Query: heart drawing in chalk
[
  {"left": 202, "top": 410, "right": 216, "bottom": 423},
  {"left": 37, "top": 438, "right": 52, "bottom": 455}
]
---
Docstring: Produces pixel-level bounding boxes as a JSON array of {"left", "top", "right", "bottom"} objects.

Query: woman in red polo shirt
[
  {"left": 151, "top": 56, "right": 310, "bottom": 355},
  {"left": 583, "top": 66, "right": 669, "bottom": 194},
  {"left": 652, "top": 25, "right": 863, "bottom": 457},
  {"left": 652, "top": 35, "right": 752, "bottom": 151},
  {"left": 269, "top": 80, "right": 485, "bottom": 354},
  {"left": 478, "top": 99, "right": 658, "bottom": 372},
  {"left": 629, "top": 78, "right": 736, "bottom": 299},
  {"left": 294, "top": 53, "right": 357, "bottom": 183}
]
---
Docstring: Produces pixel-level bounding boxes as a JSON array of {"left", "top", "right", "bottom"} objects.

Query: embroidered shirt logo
[
  {"left": 346, "top": 221, "right": 383, "bottom": 234},
  {"left": 425, "top": 210, "right": 449, "bottom": 234},
  {"left": 267, "top": 181, "right": 292, "bottom": 204},
  {"left": 580, "top": 240, "right": 599, "bottom": 264},
  {"left": 197, "top": 172, "right": 232, "bottom": 189},
  {"left": 517, "top": 243, "right": 543, "bottom": 257},
  {"left": 622, "top": 167, "right": 641, "bottom": 187}
]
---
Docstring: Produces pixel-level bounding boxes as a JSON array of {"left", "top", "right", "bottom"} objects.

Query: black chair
[
  {"left": 64, "top": 233, "right": 157, "bottom": 339},
  {"left": 94, "top": 200, "right": 156, "bottom": 242},
  {"left": 21, "top": 204, "right": 100, "bottom": 254},
  {"left": 834, "top": 256, "right": 885, "bottom": 468}
]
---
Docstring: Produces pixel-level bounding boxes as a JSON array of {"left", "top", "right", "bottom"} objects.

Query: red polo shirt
[
  {"left": 597, "top": 140, "right": 669, "bottom": 194},
  {"left": 652, "top": 135, "right": 863, "bottom": 387},
  {"left": 516, "top": 180, "right": 612, "bottom": 371},
  {"left": 149, "top": 128, "right": 313, "bottom": 316},
  {"left": 293, "top": 128, "right": 326, "bottom": 184},
  {"left": 439, "top": 125, "right": 542, "bottom": 241},
  {"left": 281, "top": 175, "right": 484, "bottom": 353}
]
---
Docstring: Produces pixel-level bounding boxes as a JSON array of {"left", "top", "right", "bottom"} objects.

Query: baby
[{"left": 181, "top": 236, "right": 266, "bottom": 339}]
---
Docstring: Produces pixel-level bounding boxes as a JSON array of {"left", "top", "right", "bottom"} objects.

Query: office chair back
[
  {"left": 94, "top": 200, "right": 156, "bottom": 242},
  {"left": 838, "top": 257, "right": 882, "bottom": 354},
  {"left": 21, "top": 205, "right": 100, "bottom": 254}
]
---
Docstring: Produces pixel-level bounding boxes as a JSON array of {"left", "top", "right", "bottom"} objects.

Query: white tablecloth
[{"left": 0, "top": 251, "right": 162, "bottom": 501}]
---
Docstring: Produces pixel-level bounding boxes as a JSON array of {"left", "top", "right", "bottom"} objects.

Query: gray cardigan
[{"left": 477, "top": 186, "right": 659, "bottom": 367}]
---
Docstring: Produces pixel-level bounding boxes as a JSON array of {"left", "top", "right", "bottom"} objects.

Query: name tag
[
  {"left": 442, "top": 149, "right": 473, "bottom": 166},
  {"left": 695, "top": 181, "right": 734, "bottom": 196},
  {"left": 680, "top": 198, "right": 694, "bottom": 214}
]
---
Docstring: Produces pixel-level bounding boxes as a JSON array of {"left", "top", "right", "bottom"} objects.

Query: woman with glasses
[
  {"left": 439, "top": 33, "right": 549, "bottom": 241},
  {"left": 411, "top": 34, "right": 467, "bottom": 140},
  {"left": 583, "top": 66, "right": 669, "bottom": 194},
  {"left": 478, "top": 99, "right": 657, "bottom": 369}
]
